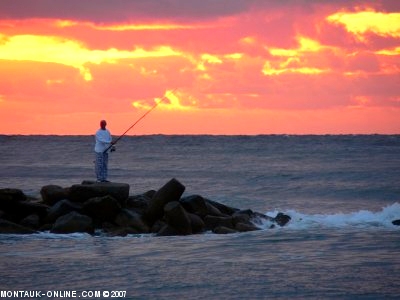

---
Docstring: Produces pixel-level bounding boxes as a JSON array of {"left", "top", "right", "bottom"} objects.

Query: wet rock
[
  {"left": 0, "top": 178, "right": 292, "bottom": 236},
  {"left": 157, "top": 224, "right": 181, "bottom": 237},
  {"left": 0, "top": 188, "right": 27, "bottom": 202},
  {"left": 181, "top": 194, "right": 227, "bottom": 217},
  {"left": 232, "top": 210, "right": 253, "bottom": 225},
  {"left": 204, "top": 215, "right": 234, "bottom": 231},
  {"left": 188, "top": 213, "right": 205, "bottom": 234},
  {"left": 0, "top": 188, "right": 27, "bottom": 211},
  {"left": 46, "top": 200, "right": 83, "bottom": 223},
  {"left": 51, "top": 211, "right": 94, "bottom": 234},
  {"left": 164, "top": 201, "right": 192, "bottom": 235},
  {"left": 40, "top": 185, "right": 69, "bottom": 206},
  {"left": 274, "top": 212, "right": 291, "bottom": 227},
  {"left": 20, "top": 214, "right": 40, "bottom": 229},
  {"left": 392, "top": 219, "right": 400, "bottom": 226},
  {"left": 68, "top": 182, "right": 129, "bottom": 205},
  {"left": 151, "top": 220, "right": 167, "bottom": 234},
  {"left": 0, "top": 218, "right": 36, "bottom": 234},
  {"left": 82, "top": 195, "right": 121, "bottom": 223},
  {"left": 115, "top": 209, "right": 149, "bottom": 233},
  {"left": 235, "top": 222, "right": 260, "bottom": 232},
  {"left": 145, "top": 178, "right": 185, "bottom": 225},
  {"left": 14, "top": 201, "right": 49, "bottom": 221},
  {"left": 126, "top": 191, "right": 154, "bottom": 215},
  {"left": 213, "top": 226, "right": 237, "bottom": 234},
  {"left": 205, "top": 198, "right": 239, "bottom": 216},
  {"left": 180, "top": 195, "right": 209, "bottom": 217}
]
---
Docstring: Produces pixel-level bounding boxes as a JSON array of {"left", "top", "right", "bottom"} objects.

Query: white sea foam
[{"left": 264, "top": 202, "right": 400, "bottom": 230}]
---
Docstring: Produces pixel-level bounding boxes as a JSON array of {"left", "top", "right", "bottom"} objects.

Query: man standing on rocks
[{"left": 94, "top": 120, "right": 113, "bottom": 182}]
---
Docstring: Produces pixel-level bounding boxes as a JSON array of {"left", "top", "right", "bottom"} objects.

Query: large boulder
[
  {"left": 204, "top": 215, "right": 234, "bottom": 231},
  {"left": 40, "top": 185, "right": 69, "bottom": 206},
  {"left": 82, "top": 195, "right": 121, "bottom": 223},
  {"left": 45, "top": 199, "right": 83, "bottom": 223},
  {"left": 274, "top": 212, "right": 291, "bottom": 227},
  {"left": 163, "top": 201, "right": 192, "bottom": 235},
  {"left": 20, "top": 214, "right": 40, "bottom": 229},
  {"left": 0, "top": 188, "right": 27, "bottom": 211},
  {"left": 14, "top": 201, "right": 49, "bottom": 221},
  {"left": 115, "top": 209, "right": 149, "bottom": 233},
  {"left": 392, "top": 219, "right": 400, "bottom": 226},
  {"left": 68, "top": 182, "right": 129, "bottom": 205},
  {"left": 145, "top": 178, "right": 185, "bottom": 225},
  {"left": 126, "top": 191, "right": 154, "bottom": 215},
  {"left": 235, "top": 222, "right": 260, "bottom": 232},
  {"left": 205, "top": 198, "right": 239, "bottom": 216},
  {"left": 188, "top": 213, "right": 205, "bottom": 234},
  {"left": 0, "top": 218, "right": 36, "bottom": 234},
  {"left": 180, "top": 195, "right": 226, "bottom": 218},
  {"left": 51, "top": 212, "right": 94, "bottom": 234}
]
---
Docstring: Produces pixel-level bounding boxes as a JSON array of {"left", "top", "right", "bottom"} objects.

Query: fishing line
[{"left": 104, "top": 88, "right": 178, "bottom": 153}]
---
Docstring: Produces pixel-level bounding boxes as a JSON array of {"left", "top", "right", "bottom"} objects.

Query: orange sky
[{"left": 0, "top": 0, "right": 399, "bottom": 135}]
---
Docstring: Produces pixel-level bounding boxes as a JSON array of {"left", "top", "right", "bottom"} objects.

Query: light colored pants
[{"left": 95, "top": 152, "right": 109, "bottom": 182}]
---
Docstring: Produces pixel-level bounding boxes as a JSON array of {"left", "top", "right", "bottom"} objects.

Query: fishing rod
[{"left": 104, "top": 88, "right": 178, "bottom": 153}]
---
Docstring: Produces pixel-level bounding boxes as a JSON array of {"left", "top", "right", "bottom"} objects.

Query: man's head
[{"left": 100, "top": 120, "right": 107, "bottom": 130}]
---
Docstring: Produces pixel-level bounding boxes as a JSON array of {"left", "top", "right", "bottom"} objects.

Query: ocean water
[{"left": 0, "top": 134, "right": 400, "bottom": 299}]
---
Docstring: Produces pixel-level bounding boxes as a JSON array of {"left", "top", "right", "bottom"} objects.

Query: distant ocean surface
[{"left": 1, "top": 134, "right": 400, "bottom": 299}]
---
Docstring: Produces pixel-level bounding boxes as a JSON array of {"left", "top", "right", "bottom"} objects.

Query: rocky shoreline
[{"left": 0, "top": 178, "right": 292, "bottom": 236}]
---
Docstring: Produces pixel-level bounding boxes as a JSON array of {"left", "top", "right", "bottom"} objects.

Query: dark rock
[
  {"left": 164, "top": 201, "right": 192, "bottom": 235},
  {"left": 235, "top": 222, "right": 260, "bottom": 232},
  {"left": 20, "top": 214, "right": 40, "bottom": 229},
  {"left": 51, "top": 211, "right": 94, "bottom": 234},
  {"left": 105, "top": 227, "right": 138, "bottom": 237},
  {"left": 0, "top": 188, "right": 27, "bottom": 211},
  {"left": 212, "top": 226, "right": 237, "bottom": 234},
  {"left": 180, "top": 195, "right": 209, "bottom": 217},
  {"left": 143, "top": 190, "right": 157, "bottom": 199},
  {"left": 252, "top": 212, "right": 275, "bottom": 225},
  {"left": 15, "top": 201, "right": 49, "bottom": 220},
  {"left": 392, "top": 219, "right": 400, "bottom": 226},
  {"left": 232, "top": 210, "right": 252, "bottom": 225},
  {"left": 0, "top": 218, "right": 36, "bottom": 234},
  {"left": 46, "top": 200, "right": 83, "bottom": 223},
  {"left": 82, "top": 195, "right": 121, "bottom": 223},
  {"left": 40, "top": 185, "right": 69, "bottom": 206},
  {"left": 0, "top": 188, "right": 27, "bottom": 202},
  {"left": 102, "top": 222, "right": 141, "bottom": 237},
  {"left": 126, "top": 192, "right": 153, "bottom": 215},
  {"left": 39, "top": 223, "right": 53, "bottom": 231},
  {"left": 157, "top": 224, "right": 181, "bottom": 236},
  {"left": 204, "top": 215, "right": 234, "bottom": 231},
  {"left": 115, "top": 209, "right": 149, "bottom": 233},
  {"left": 151, "top": 220, "right": 167, "bottom": 233},
  {"left": 274, "top": 212, "right": 291, "bottom": 227},
  {"left": 68, "top": 182, "right": 129, "bottom": 205},
  {"left": 145, "top": 178, "right": 185, "bottom": 225},
  {"left": 205, "top": 198, "right": 239, "bottom": 216},
  {"left": 188, "top": 213, "right": 205, "bottom": 234},
  {"left": 180, "top": 195, "right": 226, "bottom": 218}
]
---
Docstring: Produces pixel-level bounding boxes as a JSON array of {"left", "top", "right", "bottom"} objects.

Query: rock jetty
[{"left": 0, "top": 178, "right": 291, "bottom": 236}]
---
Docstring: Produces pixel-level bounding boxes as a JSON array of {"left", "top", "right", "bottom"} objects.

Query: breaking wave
[{"left": 263, "top": 202, "right": 400, "bottom": 230}]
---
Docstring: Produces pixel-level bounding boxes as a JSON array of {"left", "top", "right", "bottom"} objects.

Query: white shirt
[{"left": 94, "top": 129, "right": 112, "bottom": 153}]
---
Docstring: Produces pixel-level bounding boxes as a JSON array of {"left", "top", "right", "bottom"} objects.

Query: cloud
[
  {"left": 0, "top": 0, "right": 399, "bottom": 134},
  {"left": 0, "top": 0, "right": 252, "bottom": 22}
]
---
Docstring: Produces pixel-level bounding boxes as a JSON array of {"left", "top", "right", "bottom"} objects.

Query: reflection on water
[{"left": 1, "top": 228, "right": 399, "bottom": 299}]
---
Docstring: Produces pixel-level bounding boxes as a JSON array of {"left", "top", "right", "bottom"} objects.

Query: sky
[{"left": 0, "top": 0, "right": 399, "bottom": 135}]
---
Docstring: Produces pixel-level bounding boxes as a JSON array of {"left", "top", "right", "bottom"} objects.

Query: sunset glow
[{"left": 0, "top": 0, "right": 399, "bottom": 135}]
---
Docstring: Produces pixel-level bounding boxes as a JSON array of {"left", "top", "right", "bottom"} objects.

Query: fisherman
[{"left": 94, "top": 120, "right": 114, "bottom": 182}]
